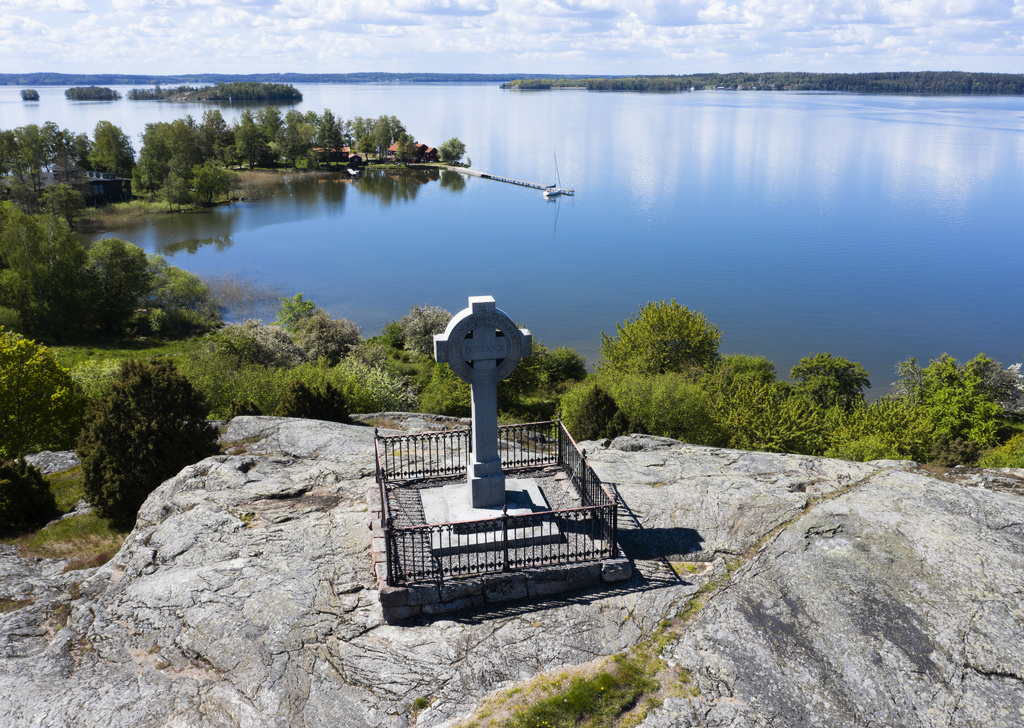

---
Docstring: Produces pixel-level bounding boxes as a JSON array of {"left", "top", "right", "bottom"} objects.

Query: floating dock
[{"left": 449, "top": 167, "right": 574, "bottom": 196}]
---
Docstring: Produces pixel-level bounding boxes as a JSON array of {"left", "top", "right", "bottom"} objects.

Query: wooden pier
[{"left": 449, "top": 167, "right": 574, "bottom": 196}]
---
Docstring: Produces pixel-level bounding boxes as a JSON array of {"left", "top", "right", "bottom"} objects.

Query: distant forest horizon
[{"left": 3, "top": 70, "right": 1024, "bottom": 95}]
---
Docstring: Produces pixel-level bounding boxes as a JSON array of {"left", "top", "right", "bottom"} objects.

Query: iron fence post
[
  {"left": 385, "top": 516, "right": 394, "bottom": 585},
  {"left": 502, "top": 504, "right": 510, "bottom": 572}
]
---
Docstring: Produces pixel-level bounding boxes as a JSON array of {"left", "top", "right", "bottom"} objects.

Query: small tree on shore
[{"left": 439, "top": 138, "right": 467, "bottom": 164}]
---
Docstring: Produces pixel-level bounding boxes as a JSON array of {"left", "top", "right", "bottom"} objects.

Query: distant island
[
  {"left": 501, "top": 71, "right": 1024, "bottom": 95},
  {"left": 20, "top": 89, "right": 38, "bottom": 101},
  {"left": 127, "top": 82, "right": 302, "bottom": 103},
  {"left": 64, "top": 86, "right": 121, "bottom": 101}
]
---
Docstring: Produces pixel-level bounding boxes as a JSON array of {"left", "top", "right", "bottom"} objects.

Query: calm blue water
[{"left": 4, "top": 84, "right": 1024, "bottom": 390}]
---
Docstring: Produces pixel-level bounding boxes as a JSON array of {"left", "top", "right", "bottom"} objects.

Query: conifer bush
[
  {"left": 77, "top": 359, "right": 218, "bottom": 525},
  {"left": 0, "top": 460, "right": 57, "bottom": 534},
  {"left": 274, "top": 380, "right": 349, "bottom": 423},
  {"left": 930, "top": 434, "right": 980, "bottom": 467},
  {"left": 573, "top": 385, "right": 630, "bottom": 442}
]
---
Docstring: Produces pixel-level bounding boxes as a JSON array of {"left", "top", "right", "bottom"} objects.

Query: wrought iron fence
[
  {"left": 375, "top": 420, "right": 618, "bottom": 585},
  {"left": 387, "top": 506, "right": 614, "bottom": 583}
]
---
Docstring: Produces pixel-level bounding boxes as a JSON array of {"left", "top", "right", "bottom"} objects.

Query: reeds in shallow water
[
  {"left": 203, "top": 274, "right": 282, "bottom": 322},
  {"left": 232, "top": 169, "right": 330, "bottom": 200}
]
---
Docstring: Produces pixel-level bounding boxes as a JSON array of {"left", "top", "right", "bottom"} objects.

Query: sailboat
[{"left": 543, "top": 152, "right": 564, "bottom": 198}]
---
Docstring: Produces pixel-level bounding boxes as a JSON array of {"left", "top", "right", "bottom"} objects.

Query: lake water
[{"left": 4, "top": 84, "right": 1024, "bottom": 391}]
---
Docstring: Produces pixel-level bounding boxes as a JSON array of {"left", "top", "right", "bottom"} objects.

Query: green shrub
[
  {"left": 399, "top": 304, "right": 451, "bottom": 358},
  {"left": 418, "top": 363, "right": 470, "bottom": 417},
  {"left": 148, "top": 256, "right": 222, "bottom": 332},
  {"left": 77, "top": 359, "right": 219, "bottom": 526},
  {"left": 919, "top": 354, "right": 1002, "bottom": 447},
  {"left": 273, "top": 292, "right": 318, "bottom": 331},
  {"left": 292, "top": 310, "right": 362, "bottom": 363},
  {"left": 0, "top": 461, "right": 57, "bottom": 535},
  {"left": 930, "top": 433, "right": 980, "bottom": 467},
  {"left": 1, "top": 328, "right": 84, "bottom": 460},
  {"left": 274, "top": 380, "right": 348, "bottom": 423},
  {"left": 821, "top": 398, "right": 934, "bottom": 462},
  {"left": 182, "top": 355, "right": 292, "bottom": 419},
  {"left": 606, "top": 372, "right": 725, "bottom": 445},
  {"left": 0, "top": 306, "right": 22, "bottom": 333},
  {"left": 711, "top": 377, "right": 825, "bottom": 455},
  {"left": 213, "top": 320, "right": 306, "bottom": 368},
  {"left": 69, "top": 358, "right": 120, "bottom": 400},
  {"left": 598, "top": 299, "right": 721, "bottom": 376},
  {"left": 330, "top": 359, "right": 415, "bottom": 413},
  {"left": 558, "top": 377, "right": 602, "bottom": 434},
  {"left": 573, "top": 385, "right": 630, "bottom": 442},
  {"left": 979, "top": 433, "right": 1024, "bottom": 468},
  {"left": 381, "top": 321, "right": 404, "bottom": 349},
  {"left": 349, "top": 339, "right": 390, "bottom": 370},
  {"left": 824, "top": 434, "right": 900, "bottom": 463},
  {"left": 790, "top": 352, "right": 870, "bottom": 410},
  {"left": 540, "top": 346, "right": 588, "bottom": 391},
  {"left": 229, "top": 398, "right": 262, "bottom": 417}
]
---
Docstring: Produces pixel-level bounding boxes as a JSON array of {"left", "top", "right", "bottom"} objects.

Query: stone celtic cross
[{"left": 434, "top": 296, "right": 532, "bottom": 508}]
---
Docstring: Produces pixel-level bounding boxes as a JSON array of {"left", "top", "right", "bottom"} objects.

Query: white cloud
[
  {"left": 0, "top": 0, "right": 87, "bottom": 10},
  {"left": 0, "top": 0, "right": 1022, "bottom": 73}
]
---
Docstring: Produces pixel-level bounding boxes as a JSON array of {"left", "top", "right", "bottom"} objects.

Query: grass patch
[
  {"left": 46, "top": 466, "right": 85, "bottom": 513},
  {"left": 504, "top": 654, "right": 659, "bottom": 728},
  {"left": 0, "top": 598, "right": 35, "bottom": 613},
  {"left": 6, "top": 513, "right": 127, "bottom": 569},
  {"left": 52, "top": 336, "right": 206, "bottom": 370}
]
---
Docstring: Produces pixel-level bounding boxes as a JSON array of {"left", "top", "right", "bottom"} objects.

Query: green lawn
[
  {"left": 52, "top": 336, "right": 206, "bottom": 370},
  {"left": 1, "top": 466, "right": 128, "bottom": 572}
]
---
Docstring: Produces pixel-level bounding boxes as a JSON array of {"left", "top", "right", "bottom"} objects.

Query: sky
[{"left": 1, "top": 0, "right": 1022, "bottom": 75}]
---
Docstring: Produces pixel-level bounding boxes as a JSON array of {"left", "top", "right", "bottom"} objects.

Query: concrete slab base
[
  {"left": 420, "top": 478, "right": 550, "bottom": 525},
  {"left": 420, "top": 478, "right": 561, "bottom": 555}
]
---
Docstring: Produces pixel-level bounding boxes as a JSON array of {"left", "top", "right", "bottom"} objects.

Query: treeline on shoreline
[
  {"left": 502, "top": 71, "right": 1024, "bottom": 95},
  {"left": 1, "top": 109, "right": 468, "bottom": 224}
]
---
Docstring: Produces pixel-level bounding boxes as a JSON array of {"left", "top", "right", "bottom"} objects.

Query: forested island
[
  {"left": 64, "top": 86, "right": 121, "bottom": 101},
  {"left": 501, "top": 71, "right": 1024, "bottom": 95},
  {"left": 127, "top": 82, "right": 302, "bottom": 103},
  {"left": 20, "top": 89, "right": 38, "bottom": 101}
]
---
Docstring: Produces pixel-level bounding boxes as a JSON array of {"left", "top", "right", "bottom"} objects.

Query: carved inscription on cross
[{"left": 434, "top": 296, "right": 532, "bottom": 507}]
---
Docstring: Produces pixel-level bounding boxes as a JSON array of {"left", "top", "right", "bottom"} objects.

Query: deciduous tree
[
  {"left": 0, "top": 329, "right": 83, "bottom": 460},
  {"left": 438, "top": 137, "right": 466, "bottom": 163},
  {"left": 598, "top": 299, "right": 721, "bottom": 376},
  {"left": 790, "top": 352, "right": 870, "bottom": 410},
  {"left": 90, "top": 120, "right": 135, "bottom": 178}
]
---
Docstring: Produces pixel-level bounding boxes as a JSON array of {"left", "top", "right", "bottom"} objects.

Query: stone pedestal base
[{"left": 467, "top": 459, "right": 505, "bottom": 507}]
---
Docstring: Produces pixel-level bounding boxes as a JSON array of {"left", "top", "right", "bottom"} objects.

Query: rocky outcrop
[
  {"left": 641, "top": 465, "right": 1024, "bottom": 728},
  {"left": 0, "top": 418, "right": 1021, "bottom": 727}
]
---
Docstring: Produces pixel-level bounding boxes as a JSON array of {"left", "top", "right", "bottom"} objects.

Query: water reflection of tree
[
  {"left": 157, "top": 236, "right": 233, "bottom": 256},
  {"left": 439, "top": 170, "right": 466, "bottom": 192},
  {"left": 355, "top": 168, "right": 443, "bottom": 206}
]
